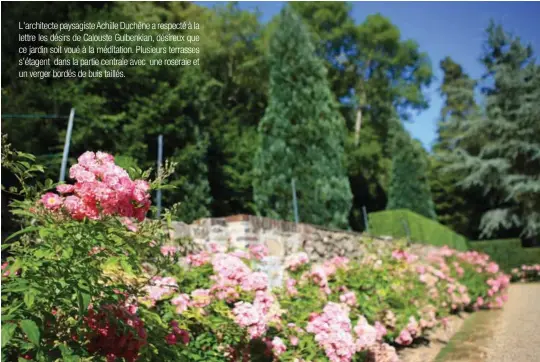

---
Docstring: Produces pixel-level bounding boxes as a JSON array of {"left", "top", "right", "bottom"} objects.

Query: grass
[{"left": 434, "top": 309, "right": 503, "bottom": 362}]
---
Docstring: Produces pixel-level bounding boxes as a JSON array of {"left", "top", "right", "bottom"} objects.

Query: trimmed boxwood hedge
[
  {"left": 468, "top": 239, "right": 540, "bottom": 272},
  {"left": 368, "top": 209, "right": 469, "bottom": 251}
]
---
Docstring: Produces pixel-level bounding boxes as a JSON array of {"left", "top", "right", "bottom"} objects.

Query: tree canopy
[{"left": 2, "top": 2, "right": 538, "bottom": 241}]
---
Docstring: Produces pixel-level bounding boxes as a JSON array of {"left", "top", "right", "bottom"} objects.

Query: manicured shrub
[
  {"left": 468, "top": 239, "right": 540, "bottom": 272},
  {"left": 369, "top": 209, "right": 468, "bottom": 251}
]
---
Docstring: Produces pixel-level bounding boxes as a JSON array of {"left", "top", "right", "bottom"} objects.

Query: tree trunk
[{"left": 354, "top": 108, "right": 362, "bottom": 146}]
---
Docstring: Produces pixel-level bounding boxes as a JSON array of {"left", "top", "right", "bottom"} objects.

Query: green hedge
[
  {"left": 468, "top": 239, "right": 540, "bottom": 272},
  {"left": 368, "top": 209, "right": 468, "bottom": 251}
]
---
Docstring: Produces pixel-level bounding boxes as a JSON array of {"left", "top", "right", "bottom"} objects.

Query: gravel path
[
  {"left": 487, "top": 283, "right": 540, "bottom": 362},
  {"left": 403, "top": 283, "right": 540, "bottom": 362}
]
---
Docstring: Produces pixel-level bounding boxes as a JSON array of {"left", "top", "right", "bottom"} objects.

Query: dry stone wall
[
  {"left": 169, "top": 214, "right": 439, "bottom": 262},
  {"left": 169, "top": 214, "right": 442, "bottom": 287}
]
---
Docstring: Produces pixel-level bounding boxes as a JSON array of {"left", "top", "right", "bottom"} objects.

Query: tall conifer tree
[
  {"left": 253, "top": 7, "right": 352, "bottom": 228},
  {"left": 430, "top": 57, "right": 485, "bottom": 238},
  {"left": 445, "top": 22, "right": 540, "bottom": 238},
  {"left": 387, "top": 124, "right": 436, "bottom": 220}
]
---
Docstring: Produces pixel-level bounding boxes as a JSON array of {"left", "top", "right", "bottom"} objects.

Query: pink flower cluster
[
  {"left": 142, "top": 276, "right": 178, "bottom": 306},
  {"left": 136, "top": 241, "right": 512, "bottom": 361},
  {"left": 249, "top": 244, "right": 269, "bottom": 260},
  {"left": 455, "top": 250, "right": 490, "bottom": 269},
  {"left": 521, "top": 264, "right": 540, "bottom": 272},
  {"left": 164, "top": 248, "right": 276, "bottom": 324},
  {"left": 511, "top": 264, "right": 540, "bottom": 282},
  {"left": 485, "top": 274, "right": 510, "bottom": 308},
  {"left": 306, "top": 303, "right": 396, "bottom": 362},
  {"left": 161, "top": 245, "right": 181, "bottom": 257},
  {"left": 306, "top": 303, "right": 356, "bottom": 362},
  {"left": 285, "top": 252, "right": 309, "bottom": 271},
  {"left": 395, "top": 316, "right": 421, "bottom": 346},
  {"left": 306, "top": 256, "right": 351, "bottom": 295},
  {"left": 186, "top": 251, "right": 211, "bottom": 267},
  {"left": 241, "top": 272, "right": 270, "bottom": 292},
  {"left": 2, "top": 262, "right": 11, "bottom": 277},
  {"left": 310, "top": 266, "right": 331, "bottom": 294},
  {"left": 189, "top": 289, "right": 211, "bottom": 308},
  {"left": 366, "top": 343, "right": 400, "bottom": 362},
  {"left": 286, "top": 278, "right": 299, "bottom": 296},
  {"left": 391, "top": 249, "right": 418, "bottom": 263},
  {"left": 327, "top": 256, "right": 350, "bottom": 270},
  {"left": 210, "top": 253, "right": 269, "bottom": 301},
  {"left": 418, "top": 306, "right": 438, "bottom": 329},
  {"left": 354, "top": 316, "right": 378, "bottom": 351},
  {"left": 486, "top": 275, "right": 509, "bottom": 295},
  {"left": 271, "top": 336, "right": 287, "bottom": 356},
  {"left": 171, "top": 294, "right": 190, "bottom": 314},
  {"left": 40, "top": 151, "right": 151, "bottom": 222},
  {"left": 339, "top": 291, "right": 358, "bottom": 307},
  {"left": 232, "top": 300, "right": 267, "bottom": 339},
  {"left": 212, "top": 253, "right": 252, "bottom": 284}
]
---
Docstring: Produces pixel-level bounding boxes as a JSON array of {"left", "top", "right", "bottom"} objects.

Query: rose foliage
[{"left": 1, "top": 148, "right": 511, "bottom": 362}]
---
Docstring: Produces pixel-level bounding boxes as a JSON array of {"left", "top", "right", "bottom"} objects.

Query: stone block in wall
[
  {"left": 284, "top": 232, "right": 302, "bottom": 255},
  {"left": 266, "top": 239, "right": 285, "bottom": 258},
  {"left": 257, "top": 256, "right": 284, "bottom": 289},
  {"left": 169, "top": 221, "right": 191, "bottom": 240},
  {"left": 227, "top": 220, "right": 256, "bottom": 250},
  {"left": 189, "top": 219, "right": 211, "bottom": 244},
  {"left": 208, "top": 224, "right": 229, "bottom": 250}
]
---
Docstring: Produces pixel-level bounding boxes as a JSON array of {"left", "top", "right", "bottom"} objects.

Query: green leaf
[
  {"left": 77, "top": 291, "right": 91, "bottom": 314},
  {"left": 1, "top": 323, "right": 17, "bottom": 347},
  {"left": 62, "top": 247, "right": 73, "bottom": 259},
  {"left": 59, "top": 343, "right": 77, "bottom": 361},
  {"left": 3, "top": 279, "right": 29, "bottom": 292},
  {"left": 7, "top": 259, "right": 22, "bottom": 276},
  {"left": 38, "top": 228, "right": 50, "bottom": 239},
  {"left": 5, "top": 226, "right": 39, "bottom": 242},
  {"left": 20, "top": 319, "right": 40, "bottom": 346},
  {"left": 23, "top": 290, "right": 35, "bottom": 309},
  {"left": 120, "top": 258, "right": 133, "bottom": 274},
  {"left": 34, "top": 249, "right": 55, "bottom": 259},
  {"left": 11, "top": 209, "right": 38, "bottom": 218},
  {"left": 77, "top": 280, "right": 90, "bottom": 293}
]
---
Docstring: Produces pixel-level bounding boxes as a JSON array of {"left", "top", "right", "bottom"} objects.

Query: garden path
[
  {"left": 406, "top": 283, "right": 540, "bottom": 362},
  {"left": 486, "top": 283, "right": 540, "bottom": 362}
]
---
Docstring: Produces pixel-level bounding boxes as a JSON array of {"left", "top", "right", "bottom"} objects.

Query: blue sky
[{"left": 198, "top": 1, "right": 540, "bottom": 151}]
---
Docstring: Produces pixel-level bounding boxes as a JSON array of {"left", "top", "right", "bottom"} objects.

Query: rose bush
[
  {"left": 1, "top": 146, "right": 510, "bottom": 362},
  {"left": 139, "top": 239, "right": 510, "bottom": 362},
  {"left": 510, "top": 264, "right": 540, "bottom": 282},
  {"left": 1, "top": 148, "right": 184, "bottom": 361}
]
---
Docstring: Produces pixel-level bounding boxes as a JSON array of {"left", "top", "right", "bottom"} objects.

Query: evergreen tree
[
  {"left": 169, "top": 130, "right": 212, "bottom": 223},
  {"left": 445, "top": 22, "right": 540, "bottom": 238},
  {"left": 253, "top": 7, "right": 352, "bottom": 228},
  {"left": 430, "top": 57, "right": 486, "bottom": 238},
  {"left": 387, "top": 124, "right": 436, "bottom": 219},
  {"left": 291, "top": 4, "right": 433, "bottom": 229},
  {"left": 436, "top": 57, "right": 478, "bottom": 150}
]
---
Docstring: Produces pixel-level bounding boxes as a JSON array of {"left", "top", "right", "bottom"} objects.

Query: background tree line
[{"left": 2, "top": 2, "right": 539, "bottom": 243}]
